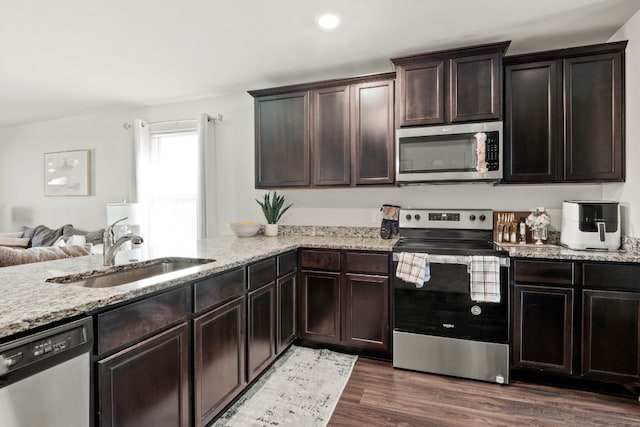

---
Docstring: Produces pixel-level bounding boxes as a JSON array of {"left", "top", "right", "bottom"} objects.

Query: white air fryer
[{"left": 561, "top": 201, "right": 620, "bottom": 251}]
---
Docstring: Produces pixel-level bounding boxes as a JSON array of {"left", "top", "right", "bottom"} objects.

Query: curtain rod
[{"left": 122, "top": 114, "right": 222, "bottom": 130}]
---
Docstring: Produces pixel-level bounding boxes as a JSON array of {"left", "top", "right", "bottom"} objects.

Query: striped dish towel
[
  {"left": 395, "top": 252, "right": 430, "bottom": 288},
  {"left": 469, "top": 255, "right": 501, "bottom": 303}
]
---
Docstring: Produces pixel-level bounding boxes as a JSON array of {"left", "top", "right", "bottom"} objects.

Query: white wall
[
  {"left": 8, "top": 34, "right": 639, "bottom": 237},
  {"left": 604, "top": 8, "right": 640, "bottom": 237},
  {"left": 0, "top": 92, "right": 261, "bottom": 236}
]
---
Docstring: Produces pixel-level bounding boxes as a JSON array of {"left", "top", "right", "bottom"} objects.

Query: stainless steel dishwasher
[{"left": 0, "top": 317, "right": 93, "bottom": 427}]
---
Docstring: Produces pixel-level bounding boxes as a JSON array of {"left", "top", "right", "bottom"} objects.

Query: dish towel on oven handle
[
  {"left": 469, "top": 255, "right": 501, "bottom": 303},
  {"left": 395, "top": 252, "right": 430, "bottom": 288}
]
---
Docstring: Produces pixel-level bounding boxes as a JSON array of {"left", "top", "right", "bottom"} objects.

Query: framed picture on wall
[{"left": 44, "top": 150, "right": 91, "bottom": 196}]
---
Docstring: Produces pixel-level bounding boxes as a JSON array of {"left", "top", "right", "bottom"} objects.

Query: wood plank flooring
[{"left": 329, "top": 358, "right": 640, "bottom": 426}]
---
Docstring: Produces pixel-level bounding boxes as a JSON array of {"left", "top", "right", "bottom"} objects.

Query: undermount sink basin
[{"left": 47, "top": 257, "right": 215, "bottom": 289}]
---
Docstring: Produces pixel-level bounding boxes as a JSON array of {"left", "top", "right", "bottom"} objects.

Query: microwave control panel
[{"left": 485, "top": 132, "right": 499, "bottom": 171}]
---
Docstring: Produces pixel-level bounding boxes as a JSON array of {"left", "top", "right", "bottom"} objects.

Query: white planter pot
[{"left": 264, "top": 224, "right": 278, "bottom": 237}]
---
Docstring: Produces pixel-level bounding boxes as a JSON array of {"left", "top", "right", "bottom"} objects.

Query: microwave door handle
[{"left": 597, "top": 221, "right": 606, "bottom": 242}]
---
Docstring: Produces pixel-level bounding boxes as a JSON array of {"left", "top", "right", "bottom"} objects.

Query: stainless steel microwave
[{"left": 395, "top": 121, "right": 503, "bottom": 184}]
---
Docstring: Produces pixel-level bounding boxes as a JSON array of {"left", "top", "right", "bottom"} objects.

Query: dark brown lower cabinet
[
  {"left": 297, "top": 250, "right": 391, "bottom": 356},
  {"left": 512, "top": 259, "right": 640, "bottom": 397},
  {"left": 298, "top": 269, "right": 342, "bottom": 345},
  {"left": 512, "top": 284, "right": 573, "bottom": 374},
  {"left": 97, "top": 322, "right": 190, "bottom": 427},
  {"left": 276, "top": 271, "right": 297, "bottom": 354},
  {"left": 582, "top": 290, "right": 640, "bottom": 382},
  {"left": 247, "top": 282, "right": 276, "bottom": 381},
  {"left": 342, "top": 273, "right": 389, "bottom": 352},
  {"left": 193, "top": 297, "right": 245, "bottom": 427}
]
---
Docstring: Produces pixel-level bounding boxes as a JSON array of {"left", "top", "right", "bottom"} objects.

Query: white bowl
[{"left": 229, "top": 221, "right": 261, "bottom": 237}]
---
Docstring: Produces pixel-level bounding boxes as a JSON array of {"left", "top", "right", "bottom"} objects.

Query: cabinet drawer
[
  {"left": 277, "top": 250, "right": 297, "bottom": 277},
  {"left": 583, "top": 263, "right": 640, "bottom": 291},
  {"left": 344, "top": 252, "right": 389, "bottom": 275},
  {"left": 514, "top": 259, "right": 575, "bottom": 285},
  {"left": 194, "top": 268, "right": 245, "bottom": 313},
  {"left": 248, "top": 257, "right": 276, "bottom": 290},
  {"left": 97, "top": 286, "right": 191, "bottom": 355},
  {"left": 300, "top": 249, "right": 340, "bottom": 271}
]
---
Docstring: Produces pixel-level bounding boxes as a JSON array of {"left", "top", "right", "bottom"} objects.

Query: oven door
[{"left": 393, "top": 257, "right": 509, "bottom": 344}]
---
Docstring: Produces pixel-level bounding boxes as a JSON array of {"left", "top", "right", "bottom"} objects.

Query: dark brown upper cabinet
[
  {"left": 311, "top": 86, "right": 350, "bottom": 186},
  {"left": 392, "top": 41, "right": 510, "bottom": 127},
  {"left": 253, "top": 92, "right": 310, "bottom": 188},
  {"left": 504, "top": 41, "right": 626, "bottom": 183},
  {"left": 249, "top": 72, "right": 395, "bottom": 189},
  {"left": 504, "top": 60, "right": 563, "bottom": 182},
  {"left": 351, "top": 79, "right": 395, "bottom": 185}
]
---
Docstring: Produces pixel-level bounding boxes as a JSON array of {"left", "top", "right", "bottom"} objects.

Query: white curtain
[
  {"left": 131, "top": 119, "right": 150, "bottom": 240},
  {"left": 197, "top": 114, "right": 218, "bottom": 239}
]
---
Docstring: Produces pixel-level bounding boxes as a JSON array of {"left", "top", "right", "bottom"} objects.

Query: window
[{"left": 147, "top": 128, "right": 198, "bottom": 249}]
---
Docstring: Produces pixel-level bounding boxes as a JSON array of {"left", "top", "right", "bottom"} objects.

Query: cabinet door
[
  {"left": 396, "top": 60, "right": 445, "bottom": 126},
  {"left": 564, "top": 52, "right": 624, "bottom": 182},
  {"left": 342, "top": 273, "right": 389, "bottom": 353},
  {"left": 298, "top": 270, "right": 341, "bottom": 345},
  {"left": 276, "top": 271, "right": 297, "bottom": 354},
  {"left": 98, "top": 323, "right": 190, "bottom": 427},
  {"left": 582, "top": 290, "right": 640, "bottom": 381},
  {"left": 311, "top": 86, "right": 350, "bottom": 186},
  {"left": 450, "top": 53, "right": 501, "bottom": 122},
  {"left": 512, "top": 285, "right": 573, "bottom": 374},
  {"left": 247, "top": 282, "right": 276, "bottom": 381},
  {"left": 504, "top": 61, "right": 562, "bottom": 182},
  {"left": 254, "top": 92, "right": 310, "bottom": 187},
  {"left": 193, "top": 297, "right": 245, "bottom": 427},
  {"left": 351, "top": 79, "right": 395, "bottom": 185}
]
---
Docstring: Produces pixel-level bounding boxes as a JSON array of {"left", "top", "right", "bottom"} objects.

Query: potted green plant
[{"left": 256, "top": 191, "right": 292, "bottom": 236}]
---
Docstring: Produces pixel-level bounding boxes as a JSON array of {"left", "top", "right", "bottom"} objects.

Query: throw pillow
[
  {"left": 0, "top": 236, "right": 30, "bottom": 248},
  {"left": 0, "top": 231, "right": 24, "bottom": 238},
  {"left": 30, "top": 225, "right": 71, "bottom": 247},
  {"left": 62, "top": 225, "right": 104, "bottom": 244}
]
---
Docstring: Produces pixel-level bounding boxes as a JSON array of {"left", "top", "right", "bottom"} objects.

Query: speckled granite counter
[
  {"left": 0, "top": 235, "right": 397, "bottom": 340},
  {"left": 497, "top": 242, "right": 640, "bottom": 263}
]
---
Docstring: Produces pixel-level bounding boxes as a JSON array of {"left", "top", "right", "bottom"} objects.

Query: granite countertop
[
  {"left": 0, "top": 235, "right": 397, "bottom": 340},
  {"left": 3, "top": 231, "right": 638, "bottom": 341},
  {"left": 497, "top": 242, "right": 640, "bottom": 263}
]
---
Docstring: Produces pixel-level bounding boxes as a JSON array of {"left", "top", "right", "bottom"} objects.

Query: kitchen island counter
[{"left": 0, "top": 235, "right": 397, "bottom": 340}]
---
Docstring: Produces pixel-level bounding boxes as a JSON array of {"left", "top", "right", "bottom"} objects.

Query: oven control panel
[
  {"left": 400, "top": 209, "right": 493, "bottom": 230},
  {"left": 428, "top": 213, "right": 460, "bottom": 221}
]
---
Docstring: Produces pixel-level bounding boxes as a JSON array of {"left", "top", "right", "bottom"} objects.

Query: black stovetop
[{"left": 393, "top": 238, "right": 507, "bottom": 257}]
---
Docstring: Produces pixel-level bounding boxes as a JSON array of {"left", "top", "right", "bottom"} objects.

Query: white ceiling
[{"left": 1, "top": 0, "right": 639, "bottom": 128}]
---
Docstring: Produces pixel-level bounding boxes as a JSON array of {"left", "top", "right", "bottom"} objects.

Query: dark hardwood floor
[{"left": 329, "top": 358, "right": 640, "bottom": 426}]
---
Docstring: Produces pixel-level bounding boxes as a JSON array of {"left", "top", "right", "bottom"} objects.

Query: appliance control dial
[
  {"left": 405, "top": 214, "right": 412, "bottom": 220},
  {"left": 414, "top": 214, "right": 421, "bottom": 220},
  {"left": 479, "top": 215, "right": 486, "bottom": 221},
  {"left": 469, "top": 215, "right": 476, "bottom": 221}
]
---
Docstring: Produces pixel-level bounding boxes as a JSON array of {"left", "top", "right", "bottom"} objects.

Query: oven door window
[{"left": 399, "top": 133, "right": 477, "bottom": 174}]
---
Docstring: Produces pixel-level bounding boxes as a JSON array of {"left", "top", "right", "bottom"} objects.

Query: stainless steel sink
[{"left": 47, "top": 257, "right": 215, "bottom": 289}]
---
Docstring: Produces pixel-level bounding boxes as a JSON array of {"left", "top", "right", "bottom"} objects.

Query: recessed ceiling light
[{"left": 317, "top": 14, "right": 340, "bottom": 30}]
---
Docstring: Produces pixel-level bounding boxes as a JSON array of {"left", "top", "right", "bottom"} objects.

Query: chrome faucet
[{"left": 103, "top": 217, "right": 144, "bottom": 266}]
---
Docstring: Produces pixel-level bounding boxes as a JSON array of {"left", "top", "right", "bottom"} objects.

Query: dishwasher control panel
[{"left": 0, "top": 319, "right": 90, "bottom": 376}]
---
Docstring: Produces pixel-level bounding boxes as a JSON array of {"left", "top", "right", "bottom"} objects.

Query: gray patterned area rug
[{"left": 212, "top": 345, "right": 357, "bottom": 427}]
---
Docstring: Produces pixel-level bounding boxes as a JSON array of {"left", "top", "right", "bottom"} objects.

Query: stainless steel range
[{"left": 392, "top": 208, "right": 510, "bottom": 384}]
